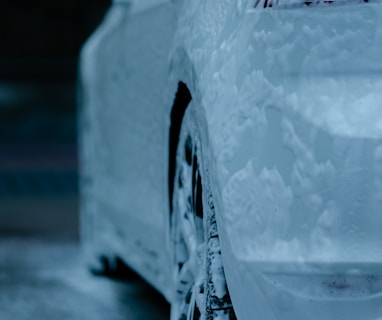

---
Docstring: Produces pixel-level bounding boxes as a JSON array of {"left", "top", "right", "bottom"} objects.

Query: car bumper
[{"left": 222, "top": 247, "right": 382, "bottom": 320}]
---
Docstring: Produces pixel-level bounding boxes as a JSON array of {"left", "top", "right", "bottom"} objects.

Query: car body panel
[
  {"left": 80, "top": 0, "right": 382, "bottom": 318},
  {"left": 80, "top": 1, "right": 177, "bottom": 299},
  {"left": 186, "top": 3, "right": 382, "bottom": 319}
]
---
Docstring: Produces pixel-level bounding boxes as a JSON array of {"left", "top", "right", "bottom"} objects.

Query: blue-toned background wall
[{"left": 0, "top": 0, "right": 110, "bottom": 236}]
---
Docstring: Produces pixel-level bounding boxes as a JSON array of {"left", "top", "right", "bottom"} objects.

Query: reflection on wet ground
[{"left": 0, "top": 237, "right": 170, "bottom": 320}]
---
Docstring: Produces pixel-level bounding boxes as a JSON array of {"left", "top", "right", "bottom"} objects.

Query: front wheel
[{"left": 171, "top": 106, "right": 236, "bottom": 320}]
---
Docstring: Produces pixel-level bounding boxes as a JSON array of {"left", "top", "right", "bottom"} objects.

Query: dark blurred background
[
  {"left": 0, "top": 4, "right": 171, "bottom": 319},
  {"left": 0, "top": 0, "right": 110, "bottom": 237}
]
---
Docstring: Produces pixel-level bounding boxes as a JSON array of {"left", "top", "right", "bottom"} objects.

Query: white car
[{"left": 79, "top": 0, "right": 382, "bottom": 319}]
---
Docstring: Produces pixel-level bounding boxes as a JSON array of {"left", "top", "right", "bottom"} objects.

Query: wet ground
[{"left": 0, "top": 236, "right": 170, "bottom": 320}]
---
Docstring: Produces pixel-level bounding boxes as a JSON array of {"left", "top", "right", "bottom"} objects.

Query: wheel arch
[
  {"left": 168, "top": 47, "right": 243, "bottom": 320},
  {"left": 168, "top": 48, "right": 202, "bottom": 215}
]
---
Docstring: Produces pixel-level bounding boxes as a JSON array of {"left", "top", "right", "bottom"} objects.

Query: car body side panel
[
  {"left": 172, "top": 0, "right": 382, "bottom": 318},
  {"left": 171, "top": 2, "right": 382, "bottom": 319},
  {"left": 206, "top": 1, "right": 382, "bottom": 264},
  {"left": 80, "top": 2, "right": 130, "bottom": 265},
  {"left": 79, "top": 1, "right": 176, "bottom": 299}
]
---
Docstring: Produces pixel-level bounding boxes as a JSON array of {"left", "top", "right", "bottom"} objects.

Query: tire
[{"left": 171, "top": 104, "right": 237, "bottom": 320}]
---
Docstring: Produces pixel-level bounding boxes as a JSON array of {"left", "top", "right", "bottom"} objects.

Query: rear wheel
[{"left": 171, "top": 106, "right": 236, "bottom": 320}]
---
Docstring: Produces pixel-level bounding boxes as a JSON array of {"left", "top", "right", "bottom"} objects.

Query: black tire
[{"left": 171, "top": 105, "right": 236, "bottom": 320}]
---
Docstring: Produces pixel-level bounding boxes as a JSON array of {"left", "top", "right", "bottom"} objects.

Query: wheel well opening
[{"left": 168, "top": 81, "right": 192, "bottom": 214}]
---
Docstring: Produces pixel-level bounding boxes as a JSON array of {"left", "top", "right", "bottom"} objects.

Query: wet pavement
[{"left": 0, "top": 236, "right": 170, "bottom": 320}]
